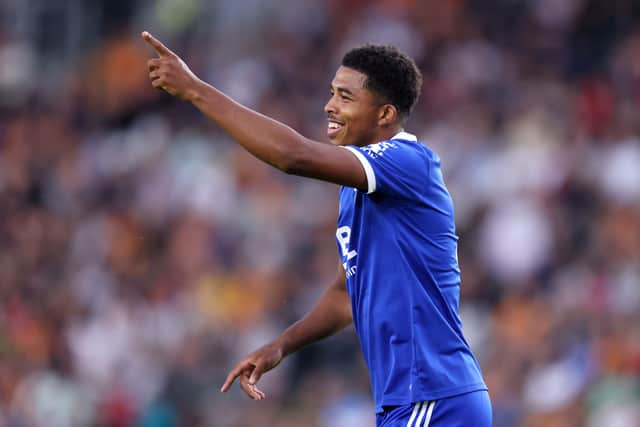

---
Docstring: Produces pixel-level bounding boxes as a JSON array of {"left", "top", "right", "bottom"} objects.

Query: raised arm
[
  {"left": 220, "top": 261, "right": 352, "bottom": 400},
  {"left": 142, "top": 31, "right": 367, "bottom": 191}
]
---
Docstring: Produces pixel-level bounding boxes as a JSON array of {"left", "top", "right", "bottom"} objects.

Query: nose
[{"left": 324, "top": 95, "right": 337, "bottom": 116}]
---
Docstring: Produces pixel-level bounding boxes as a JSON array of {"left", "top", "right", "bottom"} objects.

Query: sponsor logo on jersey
[{"left": 362, "top": 141, "right": 397, "bottom": 159}]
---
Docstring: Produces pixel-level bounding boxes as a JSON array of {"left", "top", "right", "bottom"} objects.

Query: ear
[{"left": 378, "top": 104, "right": 399, "bottom": 127}]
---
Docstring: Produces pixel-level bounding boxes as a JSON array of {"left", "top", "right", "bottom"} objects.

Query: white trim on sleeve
[{"left": 342, "top": 146, "right": 376, "bottom": 193}]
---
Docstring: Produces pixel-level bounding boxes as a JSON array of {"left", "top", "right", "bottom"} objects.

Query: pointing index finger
[
  {"left": 220, "top": 364, "right": 244, "bottom": 392},
  {"left": 141, "top": 31, "right": 173, "bottom": 57}
]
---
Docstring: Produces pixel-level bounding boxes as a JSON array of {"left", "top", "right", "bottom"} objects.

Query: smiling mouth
[{"left": 327, "top": 120, "right": 344, "bottom": 139}]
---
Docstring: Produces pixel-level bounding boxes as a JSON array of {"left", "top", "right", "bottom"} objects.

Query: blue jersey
[{"left": 337, "top": 132, "right": 487, "bottom": 413}]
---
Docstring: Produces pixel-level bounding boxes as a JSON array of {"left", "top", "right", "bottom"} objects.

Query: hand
[
  {"left": 220, "top": 342, "right": 285, "bottom": 400},
  {"left": 142, "top": 31, "right": 202, "bottom": 101}
]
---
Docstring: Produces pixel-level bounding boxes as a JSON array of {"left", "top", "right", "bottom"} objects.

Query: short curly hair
[{"left": 341, "top": 45, "right": 422, "bottom": 120}]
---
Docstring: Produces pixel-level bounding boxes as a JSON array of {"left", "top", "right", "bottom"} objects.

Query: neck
[
  {"left": 347, "top": 126, "right": 406, "bottom": 147},
  {"left": 369, "top": 126, "right": 403, "bottom": 145}
]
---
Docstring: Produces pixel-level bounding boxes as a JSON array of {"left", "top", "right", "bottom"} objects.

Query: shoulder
[
  {"left": 394, "top": 133, "right": 441, "bottom": 166},
  {"left": 359, "top": 140, "right": 403, "bottom": 159},
  {"left": 358, "top": 131, "right": 428, "bottom": 159}
]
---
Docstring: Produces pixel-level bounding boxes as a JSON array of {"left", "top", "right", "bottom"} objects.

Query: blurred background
[{"left": 1, "top": 0, "right": 639, "bottom": 426}]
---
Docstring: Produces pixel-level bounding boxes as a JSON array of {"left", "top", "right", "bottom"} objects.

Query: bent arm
[
  {"left": 220, "top": 262, "right": 352, "bottom": 398},
  {"left": 188, "top": 81, "right": 366, "bottom": 190},
  {"left": 275, "top": 262, "right": 352, "bottom": 357},
  {"left": 142, "top": 31, "right": 367, "bottom": 190}
]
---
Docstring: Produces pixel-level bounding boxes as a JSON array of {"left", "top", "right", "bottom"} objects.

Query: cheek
[
  {"left": 347, "top": 108, "right": 375, "bottom": 128},
  {"left": 351, "top": 111, "right": 378, "bottom": 134},
  {"left": 344, "top": 115, "right": 377, "bottom": 144}
]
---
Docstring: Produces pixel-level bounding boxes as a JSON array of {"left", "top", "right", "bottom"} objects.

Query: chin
[{"left": 328, "top": 135, "right": 344, "bottom": 146}]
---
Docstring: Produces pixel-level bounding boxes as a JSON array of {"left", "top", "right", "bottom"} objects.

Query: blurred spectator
[{"left": 0, "top": 1, "right": 639, "bottom": 426}]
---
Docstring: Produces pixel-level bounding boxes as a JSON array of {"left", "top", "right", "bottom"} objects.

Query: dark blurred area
[{"left": 0, "top": 0, "right": 639, "bottom": 426}]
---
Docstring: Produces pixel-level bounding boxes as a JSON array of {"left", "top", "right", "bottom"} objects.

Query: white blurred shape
[
  {"left": 12, "top": 371, "right": 95, "bottom": 427},
  {"left": 217, "top": 58, "right": 272, "bottom": 109},
  {"left": 523, "top": 359, "right": 584, "bottom": 412},
  {"left": 320, "top": 394, "right": 376, "bottom": 427},
  {"left": 588, "top": 402, "right": 640, "bottom": 427},
  {"left": 0, "top": 40, "right": 35, "bottom": 106},
  {"left": 439, "top": 39, "right": 505, "bottom": 88},
  {"left": 599, "top": 138, "right": 640, "bottom": 204},
  {"left": 341, "top": 8, "right": 424, "bottom": 60},
  {"left": 532, "top": 0, "right": 583, "bottom": 31},
  {"left": 479, "top": 198, "right": 552, "bottom": 282}
]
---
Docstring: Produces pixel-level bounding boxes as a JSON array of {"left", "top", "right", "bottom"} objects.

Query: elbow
[
  {"left": 280, "top": 159, "right": 303, "bottom": 176},
  {"left": 276, "top": 155, "right": 295, "bottom": 175}
]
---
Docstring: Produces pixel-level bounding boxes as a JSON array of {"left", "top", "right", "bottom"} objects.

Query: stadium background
[{"left": 1, "top": 0, "right": 639, "bottom": 426}]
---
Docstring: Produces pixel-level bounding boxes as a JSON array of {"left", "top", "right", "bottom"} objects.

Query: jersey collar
[{"left": 391, "top": 131, "right": 418, "bottom": 142}]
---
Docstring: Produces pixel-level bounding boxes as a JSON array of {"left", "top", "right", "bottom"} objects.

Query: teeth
[{"left": 328, "top": 122, "right": 341, "bottom": 129}]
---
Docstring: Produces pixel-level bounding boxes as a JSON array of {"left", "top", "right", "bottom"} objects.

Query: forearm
[
  {"left": 275, "top": 286, "right": 352, "bottom": 357},
  {"left": 188, "top": 80, "right": 307, "bottom": 172}
]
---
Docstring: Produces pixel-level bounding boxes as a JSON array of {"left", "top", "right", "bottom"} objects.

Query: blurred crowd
[{"left": 1, "top": 0, "right": 639, "bottom": 426}]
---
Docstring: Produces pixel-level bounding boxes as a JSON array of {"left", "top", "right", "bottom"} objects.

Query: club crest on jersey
[{"left": 362, "top": 141, "right": 397, "bottom": 158}]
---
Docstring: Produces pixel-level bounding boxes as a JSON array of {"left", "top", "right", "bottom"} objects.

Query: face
[{"left": 324, "top": 66, "right": 384, "bottom": 147}]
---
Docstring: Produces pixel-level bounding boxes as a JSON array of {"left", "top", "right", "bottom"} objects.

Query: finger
[
  {"left": 147, "top": 58, "right": 161, "bottom": 71},
  {"left": 246, "top": 373, "right": 265, "bottom": 400},
  {"left": 253, "top": 386, "right": 266, "bottom": 400},
  {"left": 220, "top": 364, "right": 248, "bottom": 392},
  {"left": 248, "top": 361, "right": 265, "bottom": 385},
  {"left": 141, "top": 31, "right": 173, "bottom": 57},
  {"left": 149, "top": 70, "right": 161, "bottom": 80},
  {"left": 240, "top": 373, "right": 265, "bottom": 400},
  {"left": 151, "top": 79, "right": 166, "bottom": 90},
  {"left": 240, "top": 379, "right": 260, "bottom": 399}
]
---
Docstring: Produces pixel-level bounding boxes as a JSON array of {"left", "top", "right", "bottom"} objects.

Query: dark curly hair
[{"left": 341, "top": 44, "right": 422, "bottom": 121}]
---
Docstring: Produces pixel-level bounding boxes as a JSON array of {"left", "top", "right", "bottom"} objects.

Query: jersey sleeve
[{"left": 342, "top": 141, "right": 429, "bottom": 199}]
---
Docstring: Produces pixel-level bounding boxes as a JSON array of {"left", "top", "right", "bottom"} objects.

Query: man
[{"left": 143, "top": 31, "right": 491, "bottom": 426}]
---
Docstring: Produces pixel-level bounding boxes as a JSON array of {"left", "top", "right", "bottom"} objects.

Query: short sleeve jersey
[{"left": 337, "top": 131, "right": 487, "bottom": 413}]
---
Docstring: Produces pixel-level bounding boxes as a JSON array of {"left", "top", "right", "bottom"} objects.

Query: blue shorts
[{"left": 376, "top": 390, "right": 492, "bottom": 427}]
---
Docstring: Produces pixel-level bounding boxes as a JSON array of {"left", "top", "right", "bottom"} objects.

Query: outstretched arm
[
  {"left": 220, "top": 262, "right": 352, "bottom": 400},
  {"left": 142, "top": 31, "right": 367, "bottom": 191}
]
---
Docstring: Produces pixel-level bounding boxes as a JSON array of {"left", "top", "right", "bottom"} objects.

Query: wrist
[
  {"left": 186, "top": 78, "right": 207, "bottom": 104},
  {"left": 274, "top": 335, "right": 293, "bottom": 358}
]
